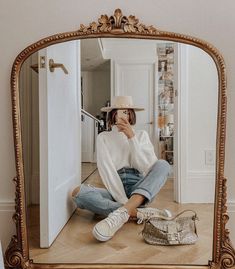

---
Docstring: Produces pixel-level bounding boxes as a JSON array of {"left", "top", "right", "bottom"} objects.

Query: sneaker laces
[
  {"left": 105, "top": 209, "right": 129, "bottom": 228},
  {"left": 137, "top": 209, "right": 170, "bottom": 224},
  {"left": 137, "top": 211, "right": 152, "bottom": 224}
]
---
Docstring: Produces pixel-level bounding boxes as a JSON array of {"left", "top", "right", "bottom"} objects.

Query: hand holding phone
[
  {"left": 115, "top": 110, "right": 134, "bottom": 139},
  {"left": 117, "top": 109, "right": 128, "bottom": 122}
]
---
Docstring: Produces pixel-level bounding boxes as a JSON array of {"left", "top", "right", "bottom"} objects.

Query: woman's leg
[
  {"left": 122, "top": 160, "right": 170, "bottom": 216},
  {"left": 129, "top": 159, "right": 170, "bottom": 205},
  {"left": 72, "top": 183, "right": 122, "bottom": 217},
  {"left": 117, "top": 168, "right": 145, "bottom": 217},
  {"left": 92, "top": 161, "right": 170, "bottom": 241},
  {"left": 123, "top": 194, "right": 145, "bottom": 217}
]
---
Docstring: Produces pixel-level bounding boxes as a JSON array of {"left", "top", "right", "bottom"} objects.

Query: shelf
[{"left": 157, "top": 43, "right": 175, "bottom": 167}]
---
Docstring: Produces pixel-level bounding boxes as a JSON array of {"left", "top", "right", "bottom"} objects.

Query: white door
[
  {"left": 38, "top": 41, "right": 81, "bottom": 248},
  {"left": 114, "top": 61, "right": 154, "bottom": 141}
]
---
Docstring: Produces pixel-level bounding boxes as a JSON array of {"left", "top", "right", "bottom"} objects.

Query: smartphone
[{"left": 117, "top": 109, "right": 128, "bottom": 121}]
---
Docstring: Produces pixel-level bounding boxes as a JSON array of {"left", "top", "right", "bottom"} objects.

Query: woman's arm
[
  {"left": 128, "top": 130, "right": 158, "bottom": 176},
  {"left": 96, "top": 133, "right": 128, "bottom": 204}
]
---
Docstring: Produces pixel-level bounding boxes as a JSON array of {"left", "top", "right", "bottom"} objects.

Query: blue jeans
[{"left": 72, "top": 159, "right": 170, "bottom": 217}]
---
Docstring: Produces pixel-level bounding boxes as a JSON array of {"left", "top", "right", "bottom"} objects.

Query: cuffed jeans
[{"left": 72, "top": 159, "right": 170, "bottom": 217}]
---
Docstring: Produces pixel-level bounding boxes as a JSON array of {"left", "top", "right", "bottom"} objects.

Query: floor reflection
[{"left": 28, "top": 163, "right": 213, "bottom": 264}]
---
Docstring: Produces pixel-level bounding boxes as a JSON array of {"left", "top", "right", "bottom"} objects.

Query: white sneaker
[
  {"left": 92, "top": 207, "right": 130, "bottom": 241},
  {"left": 136, "top": 207, "right": 172, "bottom": 224}
]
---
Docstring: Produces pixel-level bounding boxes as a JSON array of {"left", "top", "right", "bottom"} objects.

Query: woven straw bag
[{"left": 141, "top": 209, "right": 199, "bottom": 245}]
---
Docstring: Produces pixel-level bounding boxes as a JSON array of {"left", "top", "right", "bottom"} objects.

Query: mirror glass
[{"left": 19, "top": 37, "right": 218, "bottom": 265}]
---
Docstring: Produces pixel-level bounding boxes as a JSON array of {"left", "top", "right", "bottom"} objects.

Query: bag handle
[{"left": 150, "top": 209, "right": 199, "bottom": 221}]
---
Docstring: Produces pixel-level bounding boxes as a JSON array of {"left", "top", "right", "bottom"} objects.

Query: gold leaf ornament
[
  {"left": 137, "top": 23, "right": 145, "bottom": 33},
  {"left": 90, "top": 22, "right": 98, "bottom": 32},
  {"left": 78, "top": 9, "right": 158, "bottom": 34},
  {"left": 98, "top": 15, "right": 112, "bottom": 32},
  {"left": 147, "top": 25, "right": 158, "bottom": 34},
  {"left": 123, "top": 15, "right": 138, "bottom": 32},
  {"left": 112, "top": 8, "right": 126, "bottom": 28},
  {"left": 79, "top": 24, "right": 88, "bottom": 33}
]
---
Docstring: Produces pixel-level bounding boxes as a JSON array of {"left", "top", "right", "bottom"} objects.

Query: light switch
[{"left": 205, "top": 150, "right": 215, "bottom": 165}]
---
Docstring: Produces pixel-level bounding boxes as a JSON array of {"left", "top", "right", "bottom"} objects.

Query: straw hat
[{"left": 100, "top": 96, "right": 145, "bottom": 112}]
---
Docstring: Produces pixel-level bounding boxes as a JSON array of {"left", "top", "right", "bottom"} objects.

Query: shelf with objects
[{"left": 156, "top": 43, "right": 175, "bottom": 177}]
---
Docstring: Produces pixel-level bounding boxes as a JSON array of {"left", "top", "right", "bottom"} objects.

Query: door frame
[{"left": 174, "top": 43, "right": 188, "bottom": 203}]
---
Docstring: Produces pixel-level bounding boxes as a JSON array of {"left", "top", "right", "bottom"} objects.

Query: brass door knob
[{"left": 49, "top": 59, "right": 69, "bottom": 74}]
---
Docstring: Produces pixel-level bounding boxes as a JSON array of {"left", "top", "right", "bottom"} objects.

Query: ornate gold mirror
[{"left": 5, "top": 9, "right": 235, "bottom": 269}]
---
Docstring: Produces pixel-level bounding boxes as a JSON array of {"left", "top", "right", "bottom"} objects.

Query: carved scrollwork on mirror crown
[
  {"left": 4, "top": 8, "right": 235, "bottom": 269},
  {"left": 79, "top": 8, "right": 158, "bottom": 34}
]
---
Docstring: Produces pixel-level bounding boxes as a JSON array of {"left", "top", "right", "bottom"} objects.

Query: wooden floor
[
  {"left": 81, "top": 162, "right": 97, "bottom": 182},
  {"left": 28, "top": 163, "right": 214, "bottom": 265}
]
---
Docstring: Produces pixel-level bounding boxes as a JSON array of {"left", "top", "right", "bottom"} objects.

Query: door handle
[
  {"left": 147, "top": 121, "right": 153, "bottom": 125},
  {"left": 49, "top": 59, "right": 69, "bottom": 74},
  {"left": 30, "top": 64, "right": 39, "bottom": 73}
]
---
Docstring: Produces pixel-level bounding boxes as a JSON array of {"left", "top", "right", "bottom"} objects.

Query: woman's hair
[{"left": 107, "top": 109, "right": 136, "bottom": 131}]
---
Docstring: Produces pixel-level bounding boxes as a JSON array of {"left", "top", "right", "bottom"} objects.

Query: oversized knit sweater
[{"left": 96, "top": 125, "right": 158, "bottom": 204}]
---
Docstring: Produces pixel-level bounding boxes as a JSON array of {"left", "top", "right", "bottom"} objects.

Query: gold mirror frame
[{"left": 4, "top": 8, "right": 235, "bottom": 269}]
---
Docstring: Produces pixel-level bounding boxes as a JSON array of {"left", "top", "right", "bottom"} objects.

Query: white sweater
[{"left": 96, "top": 125, "right": 158, "bottom": 204}]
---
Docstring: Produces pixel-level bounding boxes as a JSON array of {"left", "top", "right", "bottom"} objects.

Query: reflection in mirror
[{"left": 19, "top": 38, "right": 218, "bottom": 265}]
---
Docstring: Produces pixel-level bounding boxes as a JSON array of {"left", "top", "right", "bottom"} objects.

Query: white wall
[
  {"left": 187, "top": 45, "right": 217, "bottom": 172},
  {"left": 180, "top": 45, "right": 218, "bottom": 203},
  {"left": 81, "top": 71, "right": 93, "bottom": 112},
  {"left": 81, "top": 68, "right": 110, "bottom": 117},
  {"left": 92, "top": 70, "right": 110, "bottom": 116},
  {"left": 0, "top": 0, "right": 235, "bottom": 251}
]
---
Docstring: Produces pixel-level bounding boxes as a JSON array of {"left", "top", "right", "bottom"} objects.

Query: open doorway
[{"left": 80, "top": 38, "right": 111, "bottom": 183}]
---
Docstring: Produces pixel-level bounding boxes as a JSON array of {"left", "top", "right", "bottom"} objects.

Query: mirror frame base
[{"left": 4, "top": 8, "right": 235, "bottom": 269}]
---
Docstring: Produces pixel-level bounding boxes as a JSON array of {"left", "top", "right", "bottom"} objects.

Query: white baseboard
[
  {"left": 0, "top": 201, "right": 15, "bottom": 212},
  {"left": 181, "top": 171, "right": 215, "bottom": 203},
  {"left": 0, "top": 200, "right": 15, "bottom": 252},
  {"left": 188, "top": 170, "right": 215, "bottom": 180},
  {"left": 228, "top": 201, "right": 235, "bottom": 213}
]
